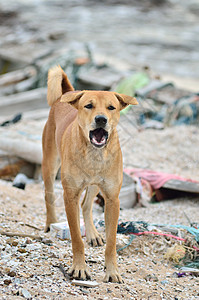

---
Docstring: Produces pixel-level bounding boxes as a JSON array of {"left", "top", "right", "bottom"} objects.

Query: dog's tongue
[
  {"left": 91, "top": 128, "right": 107, "bottom": 146},
  {"left": 94, "top": 128, "right": 104, "bottom": 143}
]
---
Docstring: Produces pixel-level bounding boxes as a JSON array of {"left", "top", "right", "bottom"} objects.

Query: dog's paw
[
  {"left": 44, "top": 218, "right": 58, "bottom": 233},
  {"left": 86, "top": 230, "right": 104, "bottom": 247},
  {"left": 103, "top": 270, "right": 124, "bottom": 283},
  {"left": 89, "top": 235, "right": 104, "bottom": 247},
  {"left": 68, "top": 265, "right": 91, "bottom": 280},
  {"left": 44, "top": 224, "right": 50, "bottom": 233}
]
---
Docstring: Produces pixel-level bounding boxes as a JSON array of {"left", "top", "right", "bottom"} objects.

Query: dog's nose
[{"left": 95, "top": 115, "right": 107, "bottom": 127}]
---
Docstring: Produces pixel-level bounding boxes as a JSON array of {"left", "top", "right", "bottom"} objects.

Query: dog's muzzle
[
  {"left": 89, "top": 128, "right": 108, "bottom": 148},
  {"left": 89, "top": 115, "right": 108, "bottom": 148}
]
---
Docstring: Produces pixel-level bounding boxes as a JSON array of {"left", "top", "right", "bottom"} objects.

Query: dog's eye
[
  {"left": 108, "top": 105, "right": 116, "bottom": 110},
  {"left": 84, "top": 103, "right": 93, "bottom": 109}
]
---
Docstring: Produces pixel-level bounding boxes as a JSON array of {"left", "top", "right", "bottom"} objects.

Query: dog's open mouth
[{"left": 89, "top": 128, "right": 108, "bottom": 148}]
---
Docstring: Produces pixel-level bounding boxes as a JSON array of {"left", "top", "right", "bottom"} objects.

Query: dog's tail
[{"left": 47, "top": 65, "right": 74, "bottom": 106}]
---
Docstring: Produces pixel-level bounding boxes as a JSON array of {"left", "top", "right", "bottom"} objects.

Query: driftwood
[
  {"left": 0, "top": 117, "right": 45, "bottom": 164},
  {"left": 0, "top": 135, "right": 42, "bottom": 164},
  {"left": 0, "top": 87, "right": 47, "bottom": 116},
  {"left": 77, "top": 66, "right": 122, "bottom": 90},
  {"left": 3, "top": 217, "right": 42, "bottom": 231},
  {"left": 163, "top": 179, "right": 199, "bottom": 194},
  {"left": 0, "top": 45, "right": 53, "bottom": 65},
  {"left": 22, "top": 108, "right": 49, "bottom": 120},
  {"left": 0, "top": 109, "right": 49, "bottom": 125},
  {"left": 0, "top": 66, "right": 36, "bottom": 87},
  {"left": 0, "top": 118, "right": 44, "bottom": 164},
  {"left": 0, "top": 230, "right": 42, "bottom": 240}
]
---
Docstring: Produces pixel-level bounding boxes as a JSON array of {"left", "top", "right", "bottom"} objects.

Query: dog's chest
[
  {"left": 74, "top": 147, "right": 111, "bottom": 179},
  {"left": 80, "top": 155, "right": 109, "bottom": 174}
]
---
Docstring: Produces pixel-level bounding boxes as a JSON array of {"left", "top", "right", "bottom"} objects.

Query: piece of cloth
[{"left": 124, "top": 168, "right": 198, "bottom": 190}]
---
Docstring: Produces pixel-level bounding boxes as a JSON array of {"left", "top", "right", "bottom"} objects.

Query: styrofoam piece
[
  {"left": 50, "top": 219, "right": 85, "bottom": 240},
  {"left": 119, "top": 172, "right": 136, "bottom": 209},
  {"left": 71, "top": 280, "right": 99, "bottom": 287}
]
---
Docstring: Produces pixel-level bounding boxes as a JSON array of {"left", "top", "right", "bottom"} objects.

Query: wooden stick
[
  {"left": 59, "top": 264, "right": 71, "bottom": 280},
  {"left": 0, "top": 230, "right": 42, "bottom": 240}
]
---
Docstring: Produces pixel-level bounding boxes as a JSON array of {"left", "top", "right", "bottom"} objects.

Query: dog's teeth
[{"left": 92, "top": 136, "right": 106, "bottom": 146}]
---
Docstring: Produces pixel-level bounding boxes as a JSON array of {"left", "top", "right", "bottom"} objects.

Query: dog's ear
[
  {"left": 60, "top": 91, "right": 84, "bottom": 109},
  {"left": 115, "top": 93, "right": 138, "bottom": 110}
]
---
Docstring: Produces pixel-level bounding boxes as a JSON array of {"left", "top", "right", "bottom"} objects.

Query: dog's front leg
[
  {"left": 63, "top": 188, "right": 91, "bottom": 280},
  {"left": 102, "top": 191, "right": 124, "bottom": 283}
]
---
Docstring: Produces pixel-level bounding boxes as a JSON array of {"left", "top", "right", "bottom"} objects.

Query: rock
[
  {"left": 25, "top": 238, "right": 32, "bottom": 244},
  {"left": 8, "top": 270, "right": 16, "bottom": 277},
  {"left": 19, "top": 256, "right": 25, "bottom": 262},
  {"left": 13, "top": 173, "right": 31, "bottom": 190},
  {"left": 48, "top": 31, "right": 66, "bottom": 40},
  {"left": 145, "top": 274, "right": 159, "bottom": 282},
  {"left": 41, "top": 238, "right": 53, "bottom": 245},
  {"left": 7, "top": 260, "right": 20, "bottom": 268},
  {"left": 12, "top": 240, "right": 19, "bottom": 246},
  {"left": 188, "top": 2, "right": 199, "bottom": 15},
  {"left": 161, "top": 280, "right": 169, "bottom": 285},
  {"left": 26, "top": 243, "right": 42, "bottom": 251},
  {"left": 4, "top": 279, "right": 12, "bottom": 285},
  {"left": 18, "top": 248, "right": 27, "bottom": 253},
  {"left": 20, "top": 288, "right": 31, "bottom": 299},
  {"left": 14, "top": 278, "right": 21, "bottom": 284}
]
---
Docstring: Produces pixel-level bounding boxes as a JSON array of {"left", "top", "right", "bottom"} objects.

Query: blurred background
[
  {"left": 0, "top": 0, "right": 199, "bottom": 85},
  {"left": 0, "top": 0, "right": 199, "bottom": 182}
]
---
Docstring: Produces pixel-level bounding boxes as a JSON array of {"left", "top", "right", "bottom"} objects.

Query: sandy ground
[
  {"left": 0, "top": 125, "right": 199, "bottom": 300},
  {"left": 0, "top": 0, "right": 199, "bottom": 298}
]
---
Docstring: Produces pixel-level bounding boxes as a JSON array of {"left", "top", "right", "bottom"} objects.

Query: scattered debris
[
  {"left": 0, "top": 180, "right": 199, "bottom": 299},
  {"left": 0, "top": 113, "right": 22, "bottom": 127},
  {"left": 20, "top": 288, "right": 32, "bottom": 299},
  {"left": 0, "top": 230, "right": 43, "bottom": 240},
  {"left": 179, "top": 267, "right": 199, "bottom": 276},
  {"left": 165, "top": 244, "right": 186, "bottom": 263},
  {"left": 72, "top": 279, "right": 99, "bottom": 288},
  {"left": 50, "top": 220, "right": 86, "bottom": 240},
  {"left": 0, "top": 1, "right": 199, "bottom": 299},
  {"left": 124, "top": 168, "right": 199, "bottom": 203},
  {"left": 13, "top": 173, "right": 32, "bottom": 190},
  {"left": 58, "top": 264, "right": 71, "bottom": 281}
]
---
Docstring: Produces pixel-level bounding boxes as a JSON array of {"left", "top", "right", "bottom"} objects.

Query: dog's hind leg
[
  {"left": 42, "top": 122, "right": 60, "bottom": 232},
  {"left": 81, "top": 185, "right": 104, "bottom": 246}
]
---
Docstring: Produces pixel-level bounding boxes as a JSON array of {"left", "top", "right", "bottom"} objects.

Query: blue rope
[{"left": 117, "top": 235, "right": 136, "bottom": 253}]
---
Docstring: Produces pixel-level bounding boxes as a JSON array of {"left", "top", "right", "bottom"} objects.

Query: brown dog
[{"left": 42, "top": 66, "right": 138, "bottom": 283}]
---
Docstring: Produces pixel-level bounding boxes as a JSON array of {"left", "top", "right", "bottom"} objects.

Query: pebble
[
  {"left": 4, "top": 279, "right": 12, "bottom": 285},
  {"left": 26, "top": 243, "right": 42, "bottom": 251},
  {"left": 18, "top": 248, "right": 27, "bottom": 253},
  {"left": 8, "top": 270, "right": 16, "bottom": 277},
  {"left": 145, "top": 274, "right": 159, "bottom": 282},
  {"left": 161, "top": 280, "right": 169, "bottom": 285},
  {"left": 20, "top": 288, "right": 32, "bottom": 299},
  {"left": 12, "top": 241, "right": 19, "bottom": 246}
]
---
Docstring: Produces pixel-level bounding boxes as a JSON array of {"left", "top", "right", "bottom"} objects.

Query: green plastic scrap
[
  {"left": 183, "top": 259, "right": 199, "bottom": 269},
  {"left": 115, "top": 72, "right": 150, "bottom": 115}
]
